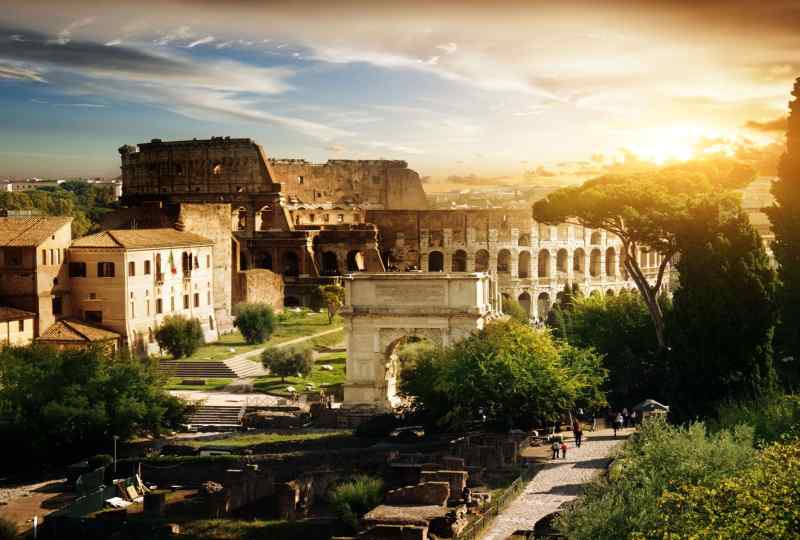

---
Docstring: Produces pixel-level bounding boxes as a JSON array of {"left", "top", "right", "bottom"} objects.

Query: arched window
[
  {"left": 538, "top": 223, "right": 551, "bottom": 241},
  {"left": 590, "top": 249, "right": 602, "bottom": 277},
  {"left": 347, "top": 250, "right": 366, "bottom": 272},
  {"left": 573, "top": 248, "right": 586, "bottom": 274},
  {"left": 558, "top": 224, "right": 570, "bottom": 241},
  {"left": 518, "top": 292, "right": 531, "bottom": 317},
  {"left": 452, "top": 250, "right": 467, "bottom": 272},
  {"left": 518, "top": 233, "right": 530, "bottom": 247},
  {"left": 590, "top": 231, "right": 602, "bottom": 245},
  {"left": 321, "top": 252, "right": 339, "bottom": 275},
  {"left": 537, "top": 292, "right": 551, "bottom": 321},
  {"left": 557, "top": 248, "right": 568, "bottom": 273},
  {"left": 428, "top": 251, "right": 444, "bottom": 272},
  {"left": 233, "top": 207, "right": 248, "bottom": 231},
  {"left": 282, "top": 251, "right": 300, "bottom": 276},
  {"left": 606, "top": 247, "right": 617, "bottom": 276},
  {"left": 538, "top": 250, "right": 550, "bottom": 277},
  {"left": 518, "top": 251, "right": 531, "bottom": 278},
  {"left": 475, "top": 249, "right": 489, "bottom": 272},
  {"left": 497, "top": 249, "right": 511, "bottom": 273}
]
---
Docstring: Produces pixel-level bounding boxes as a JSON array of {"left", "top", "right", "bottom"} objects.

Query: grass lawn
[
  {"left": 164, "top": 377, "right": 233, "bottom": 391},
  {"left": 253, "top": 350, "right": 346, "bottom": 396},
  {"left": 171, "top": 311, "right": 342, "bottom": 363},
  {"left": 185, "top": 429, "right": 352, "bottom": 448}
]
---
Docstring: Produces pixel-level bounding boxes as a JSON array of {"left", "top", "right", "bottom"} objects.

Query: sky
[{"left": 0, "top": 0, "right": 797, "bottom": 179}]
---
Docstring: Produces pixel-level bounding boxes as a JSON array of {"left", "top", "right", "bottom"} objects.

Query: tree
[
  {"left": 399, "top": 320, "right": 606, "bottom": 430},
  {"left": 262, "top": 346, "right": 313, "bottom": 382},
  {"left": 666, "top": 199, "right": 779, "bottom": 418},
  {"left": 0, "top": 345, "right": 188, "bottom": 468},
  {"left": 233, "top": 302, "right": 276, "bottom": 344},
  {"left": 534, "top": 159, "right": 755, "bottom": 349},
  {"left": 155, "top": 315, "right": 204, "bottom": 358},
  {"left": 502, "top": 296, "right": 529, "bottom": 323},
  {"left": 765, "top": 77, "right": 800, "bottom": 373},
  {"left": 318, "top": 284, "right": 345, "bottom": 323}
]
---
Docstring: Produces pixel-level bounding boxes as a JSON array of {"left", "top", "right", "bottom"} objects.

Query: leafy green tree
[
  {"left": 262, "top": 346, "right": 313, "bottom": 382},
  {"left": 766, "top": 77, "right": 800, "bottom": 378},
  {"left": 0, "top": 345, "right": 188, "bottom": 467},
  {"left": 329, "top": 476, "right": 384, "bottom": 531},
  {"left": 667, "top": 199, "right": 779, "bottom": 419},
  {"left": 233, "top": 302, "right": 276, "bottom": 344},
  {"left": 155, "top": 315, "right": 204, "bottom": 358},
  {"left": 502, "top": 296, "right": 529, "bottom": 323},
  {"left": 534, "top": 159, "right": 755, "bottom": 349},
  {"left": 317, "top": 284, "right": 345, "bottom": 323},
  {"left": 399, "top": 320, "right": 606, "bottom": 429}
]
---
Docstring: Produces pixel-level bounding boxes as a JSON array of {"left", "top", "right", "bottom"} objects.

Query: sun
[{"left": 625, "top": 125, "right": 726, "bottom": 165}]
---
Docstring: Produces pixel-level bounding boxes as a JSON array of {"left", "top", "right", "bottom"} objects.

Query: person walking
[
  {"left": 630, "top": 409, "right": 638, "bottom": 426},
  {"left": 622, "top": 407, "right": 630, "bottom": 428},
  {"left": 560, "top": 440, "right": 568, "bottom": 460},
  {"left": 572, "top": 419, "right": 583, "bottom": 447},
  {"left": 613, "top": 412, "right": 624, "bottom": 437},
  {"left": 551, "top": 439, "right": 561, "bottom": 460}
]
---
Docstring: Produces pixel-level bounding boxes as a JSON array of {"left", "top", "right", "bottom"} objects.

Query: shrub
[
  {"left": 155, "top": 316, "right": 204, "bottom": 358},
  {"left": 713, "top": 394, "right": 800, "bottom": 445},
  {"left": 88, "top": 454, "right": 114, "bottom": 470},
  {"left": 233, "top": 303, "right": 276, "bottom": 344},
  {"left": 502, "top": 296, "right": 530, "bottom": 323},
  {"left": 262, "top": 346, "right": 313, "bottom": 382},
  {"left": 354, "top": 413, "right": 400, "bottom": 438},
  {"left": 318, "top": 284, "right": 345, "bottom": 323},
  {"left": 0, "top": 517, "right": 17, "bottom": 540},
  {"left": 329, "top": 475, "right": 384, "bottom": 530}
]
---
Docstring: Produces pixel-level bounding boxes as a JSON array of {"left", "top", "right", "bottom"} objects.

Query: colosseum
[{"left": 115, "top": 137, "right": 665, "bottom": 322}]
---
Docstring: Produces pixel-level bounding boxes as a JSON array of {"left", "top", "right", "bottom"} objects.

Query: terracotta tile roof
[
  {"left": 0, "top": 306, "right": 35, "bottom": 322},
  {"left": 71, "top": 228, "right": 213, "bottom": 249},
  {"left": 37, "top": 319, "right": 120, "bottom": 343},
  {"left": 0, "top": 217, "right": 72, "bottom": 247}
]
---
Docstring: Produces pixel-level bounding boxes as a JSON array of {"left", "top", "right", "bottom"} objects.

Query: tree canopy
[
  {"left": 399, "top": 320, "right": 606, "bottom": 430},
  {"left": 233, "top": 302, "right": 276, "bottom": 344},
  {"left": 533, "top": 158, "right": 756, "bottom": 349},
  {"left": 317, "top": 284, "right": 345, "bottom": 324},
  {"left": 155, "top": 315, "right": 204, "bottom": 358}
]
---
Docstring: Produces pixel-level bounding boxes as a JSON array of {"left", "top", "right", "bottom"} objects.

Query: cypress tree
[{"left": 766, "top": 77, "right": 800, "bottom": 368}]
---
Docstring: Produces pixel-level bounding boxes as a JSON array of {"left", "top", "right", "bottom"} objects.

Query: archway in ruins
[
  {"left": 475, "top": 249, "right": 489, "bottom": 272},
  {"left": 347, "top": 250, "right": 366, "bottom": 272},
  {"left": 537, "top": 292, "right": 551, "bottom": 321},
  {"left": 428, "top": 251, "right": 444, "bottom": 272},
  {"left": 321, "top": 251, "right": 339, "bottom": 275},
  {"left": 518, "top": 291, "right": 531, "bottom": 317},
  {"left": 452, "top": 250, "right": 467, "bottom": 272},
  {"left": 342, "top": 273, "right": 495, "bottom": 410},
  {"left": 384, "top": 334, "right": 439, "bottom": 407}
]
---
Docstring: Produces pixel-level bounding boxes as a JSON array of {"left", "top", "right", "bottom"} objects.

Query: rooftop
[
  {"left": 71, "top": 228, "right": 213, "bottom": 250},
  {"left": 0, "top": 217, "right": 72, "bottom": 247},
  {"left": 37, "top": 319, "right": 121, "bottom": 343},
  {"left": 0, "top": 306, "right": 35, "bottom": 322}
]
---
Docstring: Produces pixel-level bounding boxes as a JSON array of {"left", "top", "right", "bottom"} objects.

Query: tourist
[
  {"left": 551, "top": 439, "right": 561, "bottom": 460},
  {"left": 630, "top": 409, "right": 638, "bottom": 426},
  {"left": 560, "top": 440, "right": 568, "bottom": 460},
  {"left": 590, "top": 411, "right": 597, "bottom": 432},
  {"left": 572, "top": 419, "right": 583, "bottom": 447},
  {"left": 613, "top": 412, "right": 624, "bottom": 437},
  {"left": 622, "top": 407, "right": 630, "bottom": 428}
]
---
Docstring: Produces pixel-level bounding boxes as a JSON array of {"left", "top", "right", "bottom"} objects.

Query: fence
[
  {"left": 51, "top": 476, "right": 136, "bottom": 518},
  {"left": 457, "top": 465, "right": 539, "bottom": 540}
]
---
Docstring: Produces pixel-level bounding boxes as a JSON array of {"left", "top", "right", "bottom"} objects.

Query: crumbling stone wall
[{"left": 233, "top": 269, "right": 284, "bottom": 312}]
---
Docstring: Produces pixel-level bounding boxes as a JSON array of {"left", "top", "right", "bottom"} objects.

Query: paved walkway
[
  {"left": 223, "top": 326, "right": 344, "bottom": 365},
  {"left": 481, "top": 427, "right": 632, "bottom": 540}
]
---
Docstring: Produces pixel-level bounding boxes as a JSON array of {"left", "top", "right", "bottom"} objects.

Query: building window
[
  {"left": 130, "top": 301, "right": 135, "bottom": 318},
  {"left": 89, "top": 292, "right": 96, "bottom": 300},
  {"left": 128, "top": 261, "right": 136, "bottom": 276},
  {"left": 207, "top": 290, "right": 212, "bottom": 305},
  {"left": 323, "top": 214, "right": 330, "bottom": 223},
  {"left": 206, "top": 255, "right": 211, "bottom": 268},
  {"left": 52, "top": 296, "right": 62, "bottom": 316},
  {"left": 69, "top": 262, "right": 87, "bottom": 277},
  {"left": 56, "top": 250, "right": 60, "bottom": 264},
  {"left": 97, "top": 262, "right": 115, "bottom": 277},
  {"left": 85, "top": 310, "right": 102, "bottom": 323},
  {"left": 209, "top": 316, "right": 214, "bottom": 330},
  {"left": 146, "top": 299, "right": 150, "bottom": 316},
  {"left": 194, "top": 293, "right": 200, "bottom": 307},
  {"left": 170, "top": 295, "right": 175, "bottom": 312},
  {"left": 144, "top": 260, "right": 151, "bottom": 275},
  {"left": 183, "top": 294, "right": 189, "bottom": 310},
  {"left": 297, "top": 175, "right": 304, "bottom": 184},
  {"left": 49, "top": 249, "right": 54, "bottom": 265},
  {"left": 372, "top": 175, "right": 381, "bottom": 185},
  {"left": 212, "top": 162, "right": 222, "bottom": 175},
  {"left": 41, "top": 249, "right": 47, "bottom": 265},
  {"left": 18, "top": 320, "right": 24, "bottom": 332},
  {"left": 156, "top": 298, "right": 163, "bottom": 314},
  {"left": 337, "top": 214, "right": 344, "bottom": 223},
  {"left": 309, "top": 214, "right": 315, "bottom": 223},
  {"left": 194, "top": 256, "right": 199, "bottom": 269}
]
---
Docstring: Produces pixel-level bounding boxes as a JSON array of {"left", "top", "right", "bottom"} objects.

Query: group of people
[
  {"left": 550, "top": 418, "right": 584, "bottom": 460},
  {"left": 610, "top": 407, "right": 638, "bottom": 436}
]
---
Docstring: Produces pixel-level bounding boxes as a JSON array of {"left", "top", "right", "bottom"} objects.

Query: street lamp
[{"left": 113, "top": 435, "right": 120, "bottom": 475}]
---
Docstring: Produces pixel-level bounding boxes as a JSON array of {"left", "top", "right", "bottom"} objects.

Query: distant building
[
  {"left": 36, "top": 318, "right": 120, "bottom": 354},
  {"left": 0, "top": 216, "right": 73, "bottom": 335},
  {"left": 69, "top": 228, "right": 216, "bottom": 356},
  {"left": 0, "top": 306, "right": 35, "bottom": 346}
]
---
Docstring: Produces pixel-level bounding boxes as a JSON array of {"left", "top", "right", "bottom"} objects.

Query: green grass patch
[
  {"left": 253, "top": 351, "right": 346, "bottom": 396},
  {"left": 164, "top": 378, "right": 233, "bottom": 391},
  {"left": 185, "top": 429, "right": 352, "bottom": 448},
  {"left": 164, "top": 311, "right": 342, "bottom": 363}
]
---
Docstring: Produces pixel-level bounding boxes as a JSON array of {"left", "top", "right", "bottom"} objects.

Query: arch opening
[
  {"left": 428, "top": 251, "right": 444, "bottom": 272},
  {"left": 452, "top": 250, "right": 467, "bottom": 272},
  {"left": 475, "top": 249, "right": 490, "bottom": 272},
  {"left": 518, "top": 251, "right": 531, "bottom": 278}
]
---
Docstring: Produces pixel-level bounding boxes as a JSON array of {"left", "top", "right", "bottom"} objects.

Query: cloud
[
  {"left": 0, "top": 62, "right": 46, "bottom": 82},
  {"left": 436, "top": 42, "right": 458, "bottom": 54},
  {"left": 216, "top": 41, "right": 233, "bottom": 49},
  {"left": 745, "top": 116, "right": 788, "bottom": 133},
  {"left": 154, "top": 25, "right": 193, "bottom": 46},
  {"left": 325, "top": 143, "right": 346, "bottom": 154},
  {"left": 187, "top": 36, "right": 215, "bottom": 48},
  {"left": 104, "top": 39, "right": 121, "bottom": 46},
  {"left": 49, "top": 16, "right": 96, "bottom": 45}
]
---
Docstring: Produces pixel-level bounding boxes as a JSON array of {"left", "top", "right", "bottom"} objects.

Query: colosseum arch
[
  {"left": 573, "top": 248, "right": 586, "bottom": 276},
  {"left": 347, "top": 250, "right": 366, "bottom": 272},
  {"left": 497, "top": 249, "right": 511, "bottom": 274},
  {"left": 452, "top": 250, "right": 467, "bottom": 272},
  {"left": 282, "top": 251, "right": 300, "bottom": 276},
  {"left": 428, "top": 251, "right": 444, "bottom": 271},
  {"left": 590, "top": 231, "right": 602, "bottom": 244},
  {"left": 518, "top": 291, "right": 532, "bottom": 317},
  {"left": 538, "top": 250, "right": 551, "bottom": 277},
  {"left": 538, "top": 223, "right": 552, "bottom": 241},
  {"left": 342, "top": 273, "right": 495, "bottom": 410},
  {"left": 558, "top": 224, "right": 570, "bottom": 241},
  {"left": 320, "top": 251, "right": 339, "bottom": 275},
  {"left": 256, "top": 253, "right": 273, "bottom": 270},
  {"left": 537, "top": 292, "right": 551, "bottom": 321},
  {"left": 556, "top": 248, "right": 569, "bottom": 275},
  {"left": 232, "top": 207, "right": 248, "bottom": 231},
  {"left": 606, "top": 288, "right": 616, "bottom": 296},
  {"left": 518, "top": 233, "right": 530, "bottom": 247},
  {"left": 518, "top": 251, "right": 531, "bottom": 278},
  {"left": 605, "top": 247, "right": 617, "bottom": 276},
  {"left": 256, "top": 205, "right": 271, "bottom": 231},
  {"left": 590, "top": 248, "right": 602, "bottom": 277},
  {"left": 475, "top": 249, "right": 490, "bottom": 272}
]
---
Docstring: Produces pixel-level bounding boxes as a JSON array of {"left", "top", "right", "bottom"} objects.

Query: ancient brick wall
[{"left": 233, "top": 269, "right": 284, "bottom": 313}]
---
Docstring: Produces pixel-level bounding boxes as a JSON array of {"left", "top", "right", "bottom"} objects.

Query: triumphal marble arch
[{"left": 341, "top": 272, "right": 499, "bottom": 410}]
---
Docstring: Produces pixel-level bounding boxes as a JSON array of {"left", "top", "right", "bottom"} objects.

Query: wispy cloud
[
  {"left": 187, "top": 36, "right": 214, "bottom": 48},
  {"left": 49, "top": 16, "right": 96, "bottom": 45},
  {"left": 0, "top": 62, "right": 46, "bottom": 82},
  {"left": 745, "top": 116, "right": 788, "bottom": 133},
  {"left": 105, "top": 39, "right": 121, "bottom": 46}
]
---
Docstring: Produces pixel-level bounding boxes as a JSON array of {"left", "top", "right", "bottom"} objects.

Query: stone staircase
[
  {"left": 224, "top": 357, "right": 268, "bottom": 377},
  {"left": 186, "top": 405, "right": 244, "bottom": 429},
  {"left": 159, "top": 361, "right": 238, "bottom": 378}
]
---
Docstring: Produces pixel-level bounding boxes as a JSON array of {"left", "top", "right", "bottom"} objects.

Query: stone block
[
  {"left": 361, "top": 524, "right": 428, "bottom": 540},
  {"left": 384, "top": 482, "right": 449, "bottom": 506},
  {"left": 440, "top": 456, "right": 465, "bottom": 470},
  {"left": 419, "top": 471, "right": 467, "bottom": 499}
]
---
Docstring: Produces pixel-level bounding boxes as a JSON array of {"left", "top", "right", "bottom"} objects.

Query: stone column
[
  {"left": 549, "top": 249, "right": 557, "bottom": 281},
  {"left": 444, "top": 251, "right": 453, "bottom": 273}
]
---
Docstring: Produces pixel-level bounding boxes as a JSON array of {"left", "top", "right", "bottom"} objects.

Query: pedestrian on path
[
  {"left": 613, "top": 412, "right": 623, "bottom": 437},
  {"left": 560, "top": 440, "right": 568, "bottom": 460},
  {"left": 572, "top": 419, "right": 583, "bottom": 447},
  {"left": 551, "top": 439, "right": 561, "bottom": 460}
]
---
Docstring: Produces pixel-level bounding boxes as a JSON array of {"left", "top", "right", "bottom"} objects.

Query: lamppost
[{"left": 113, "top": 435, "right": 120, "bottom": 474}]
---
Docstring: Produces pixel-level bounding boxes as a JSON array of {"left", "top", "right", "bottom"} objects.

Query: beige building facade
[
  {"left": 0, "top": 306, "right": 35, "bottom": 346},
  {"left": 341, "top": 272, "right": 499, "bottom": 410},
  {"left": 69, "top": 229, "right": 217, "bottom": 356}
]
